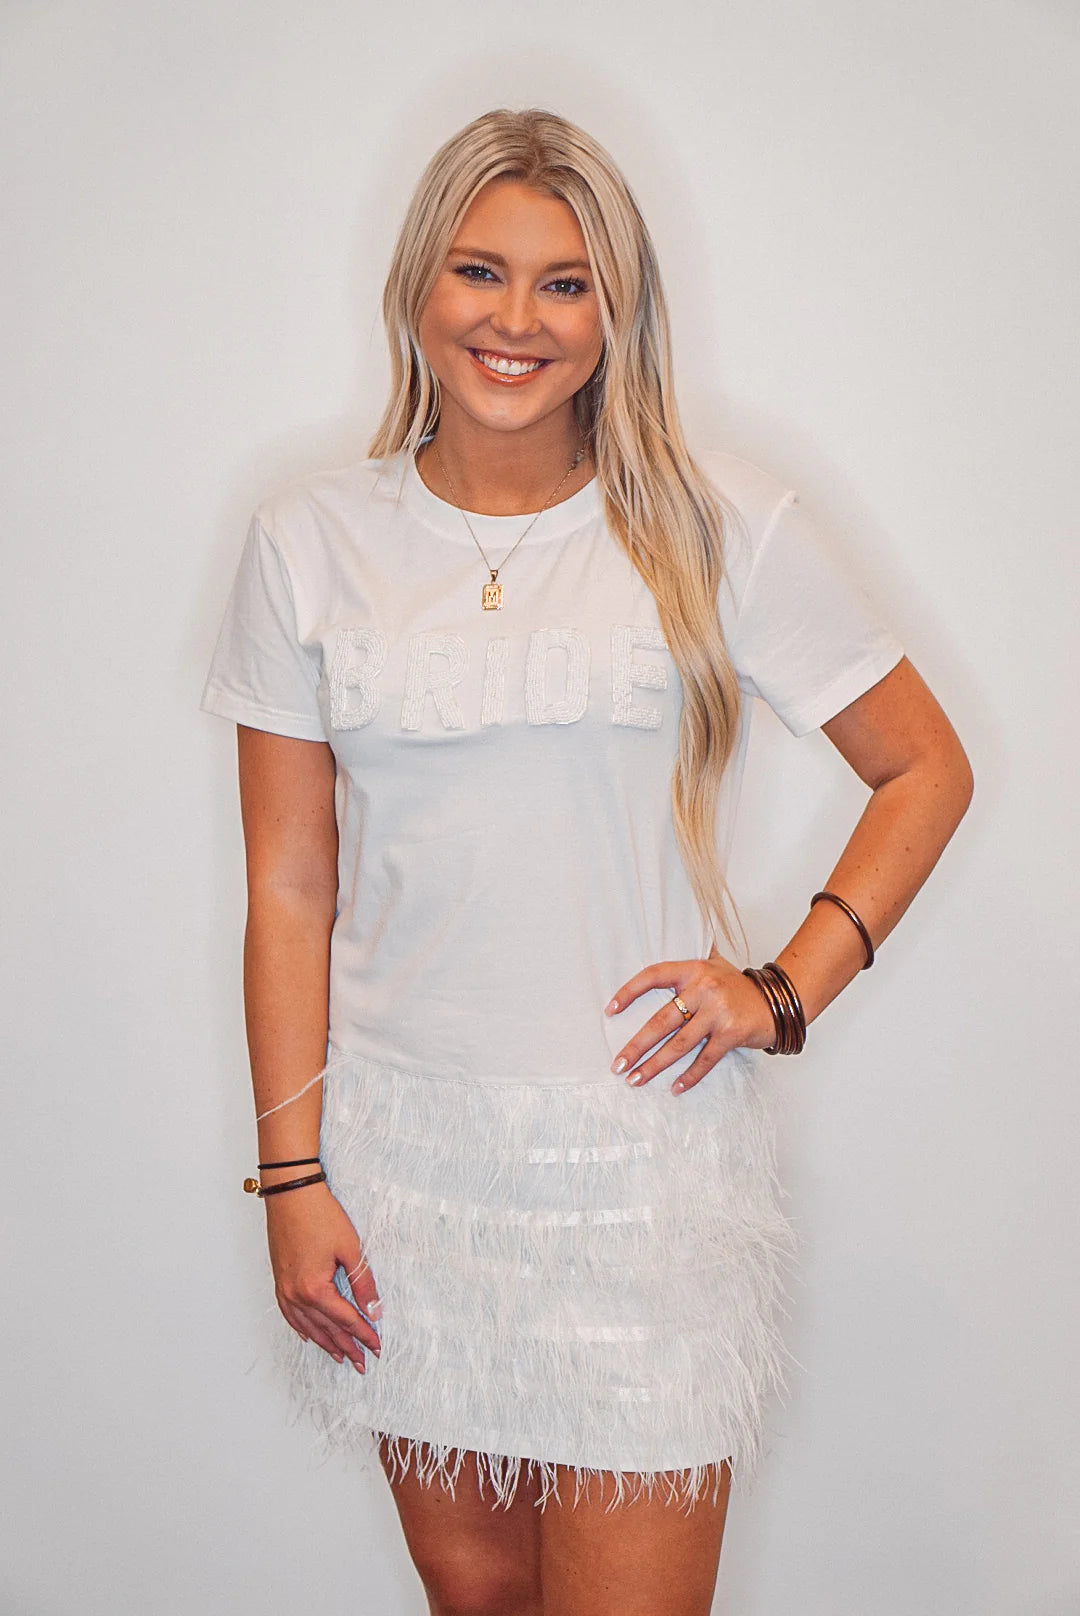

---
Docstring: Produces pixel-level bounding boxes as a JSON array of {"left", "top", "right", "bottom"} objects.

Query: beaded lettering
[{"left": 329, "top": 624, "right": 670, "bottom": 733}]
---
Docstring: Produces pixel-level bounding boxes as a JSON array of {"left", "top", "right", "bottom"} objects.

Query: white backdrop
[{"left": 3, "top": 2, "right": 1077, "bottom": 1612}]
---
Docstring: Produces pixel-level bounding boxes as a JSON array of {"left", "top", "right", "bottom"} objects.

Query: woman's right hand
[{"left": 264, "top": 1183, "right": 382, "bottom": 1372}]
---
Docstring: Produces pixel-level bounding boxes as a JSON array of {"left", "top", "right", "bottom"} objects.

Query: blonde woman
[{"left": 201, "top": 108, "right": 972, "bottom": 1615}]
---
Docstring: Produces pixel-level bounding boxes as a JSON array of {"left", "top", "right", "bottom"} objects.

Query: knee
[{"left": 423, "top": 1554, "right": 541, "bottom": 1616}]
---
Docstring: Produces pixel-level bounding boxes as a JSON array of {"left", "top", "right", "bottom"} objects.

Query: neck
[{"left": 415, "top": 401, "right": 591, "bottom": 516}]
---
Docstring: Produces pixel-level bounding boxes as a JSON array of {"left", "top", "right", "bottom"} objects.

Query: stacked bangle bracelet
[
  {"left": 743, "top": 889, "right": 875, "bottom": 1055},
  {"left": 742, "top": 962, "right": 807, "bottom": 1054}
]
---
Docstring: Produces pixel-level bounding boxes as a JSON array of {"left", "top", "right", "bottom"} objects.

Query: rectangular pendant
[{"left": 482, "top": 579, "right": 503, "bottom": 610}]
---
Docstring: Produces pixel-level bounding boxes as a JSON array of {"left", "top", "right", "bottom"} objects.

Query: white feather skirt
[{"left": 268, "top": 1045, "right": 801, "bottom": 1512}]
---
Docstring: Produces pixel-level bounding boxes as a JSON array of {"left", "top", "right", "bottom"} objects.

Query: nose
[{"left": 489, "top": 282, "right": 543, "bottom": 342}]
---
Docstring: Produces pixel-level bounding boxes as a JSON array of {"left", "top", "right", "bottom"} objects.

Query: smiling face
[{"left": 417, "top": 177, "right": 604, "bottom": 441}]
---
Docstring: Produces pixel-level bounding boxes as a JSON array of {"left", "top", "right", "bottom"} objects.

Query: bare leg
[
  {"left": 538, "top": 1461, "right": 732, "bottom": 1616},
  {"left": 376, "top": 1436, "right": 544, "bottom": 1616}
]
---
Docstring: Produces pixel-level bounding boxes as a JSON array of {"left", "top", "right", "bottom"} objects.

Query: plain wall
[{"left": 2, "top": 2, "right": 1077, "bottom": 1612}]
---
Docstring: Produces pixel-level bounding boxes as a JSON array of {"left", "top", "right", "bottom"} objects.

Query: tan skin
[{"left": 236, "top": 178, "right": 974, "bottom": 1615}]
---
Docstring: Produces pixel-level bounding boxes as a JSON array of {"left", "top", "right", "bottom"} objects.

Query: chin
[{"left": 459, "top": 392, "right": 556, "bottom": 433}]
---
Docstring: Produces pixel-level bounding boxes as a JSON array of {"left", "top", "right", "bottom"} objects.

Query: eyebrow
[{"left": 449, "top": 247, "right": 591, "bottom": 274}]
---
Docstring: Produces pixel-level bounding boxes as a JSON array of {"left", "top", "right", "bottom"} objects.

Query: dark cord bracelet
[
  {"left": 243, "top": 1171, "right": 327, "bottom": 1198},
  {"left": 256, "top": 1156, "right": 322, "bottom": 1170},
  {"left": 810, "top": 890, "right": 875, "bottom": 969}
]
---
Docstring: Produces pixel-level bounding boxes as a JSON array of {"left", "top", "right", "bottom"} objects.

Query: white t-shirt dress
[{"left": 200, "top": 446, "right": 905, "bottom": 1510}]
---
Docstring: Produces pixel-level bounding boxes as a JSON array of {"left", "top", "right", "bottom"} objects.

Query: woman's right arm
[{"left": 237, "top": 723, "right": 381, "bottom": 1372}]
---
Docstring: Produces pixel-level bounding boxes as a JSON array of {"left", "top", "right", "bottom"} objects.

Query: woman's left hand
[{"left": 605, "top": 954, "right": 778, "bottom": 1094}]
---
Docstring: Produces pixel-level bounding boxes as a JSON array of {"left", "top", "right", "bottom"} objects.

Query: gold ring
[{"left": 671, "top": 993, "right": 692, "bottom": 1022}]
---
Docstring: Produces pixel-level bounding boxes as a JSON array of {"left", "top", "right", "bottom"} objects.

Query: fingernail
[
  {"left": 353, "top": 1360, "right": 365, "bottom": 1374},
  {"left": 367, "top": 1298, "right": 382, "bottom": 1319},
  {"left": 611, "top": 1055, "right": 627, "bottom": 1073},
  {"left": 605, "top": 998, "right": 619, "bottom": 1014},
  {"left": 629, "top": 1069, "right": 648, "bottom": 1085}
]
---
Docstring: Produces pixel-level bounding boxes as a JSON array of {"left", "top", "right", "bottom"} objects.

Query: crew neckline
[{"left": 400, "top": 447, "right": 602, "bottom": 546}]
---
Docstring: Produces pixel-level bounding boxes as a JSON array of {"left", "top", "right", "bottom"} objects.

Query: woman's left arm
[
  {"left": 607, "top": 655, "right": 974, "bottom": 1090},
  {"left": 762, "top": 653, "right": 974, "bottom": 1022}
]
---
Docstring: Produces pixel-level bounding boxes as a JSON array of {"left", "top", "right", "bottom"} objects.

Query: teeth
[{"left": 475, "top": 351, "right": 544, "bottom": 376}]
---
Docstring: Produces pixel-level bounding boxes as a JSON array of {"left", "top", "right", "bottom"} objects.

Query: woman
[{"left": 201, "top": 108, "right": 973, "bottom": 1616}]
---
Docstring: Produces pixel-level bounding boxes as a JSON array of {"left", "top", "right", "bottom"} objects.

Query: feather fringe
[{"left": 263, "top": 1046, "right": 802, "bottom": 1512}]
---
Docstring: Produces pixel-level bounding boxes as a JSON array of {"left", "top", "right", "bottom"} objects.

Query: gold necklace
[{"left": 432, "top": 439, "right": 587, "bottom": 610}]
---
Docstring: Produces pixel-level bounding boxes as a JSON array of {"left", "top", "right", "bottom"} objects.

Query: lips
[{"left": 468, "top": 347, "right": 552, "bottom": 381}]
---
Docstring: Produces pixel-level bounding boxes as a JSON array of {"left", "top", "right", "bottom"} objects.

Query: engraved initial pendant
[{"left": 482, "top": 576, "right": 503, "bottom": 611}]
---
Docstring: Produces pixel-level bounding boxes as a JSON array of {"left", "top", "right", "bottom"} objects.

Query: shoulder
[
  {"left": 694, "top": 449, "right": 905, "bottom": 735},
  {"left": 693, "top": 447, "right": 796, "bottom": 607},
  {"left": 695, "top": 446, "right": 793, "bottom": 525},
  {"left": 252, "top": 454, "right": 408, "bottom": 576}
]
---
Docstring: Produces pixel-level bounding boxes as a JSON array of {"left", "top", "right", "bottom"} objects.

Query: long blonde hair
[{"left": 370, "top": 108, "right": 748, "bottom": 958}]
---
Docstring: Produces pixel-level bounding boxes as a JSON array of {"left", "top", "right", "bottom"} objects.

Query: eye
[
  {"left": 453, "top": 261, "right": 498, "bottom": 284},
  {"left": 546, "top": 277, "right": 589, "bottom": 299}
]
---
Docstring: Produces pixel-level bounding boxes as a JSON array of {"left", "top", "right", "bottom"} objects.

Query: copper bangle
[
  {"left": 765, "top": 966, "right": 801, "bottom": 1054},
  {"left": 760, "top": 966, "right": 798, "bottom": 1055},
  {"left": 744, "top": 961, "right": 807, "bottom": 1055},
  {"left": 764, "top": 962, "right": 806, "bottom": 1041},
  {"left": 810, "top": 890, "right": 875, "bottom": 969},
  {"left": 762, "top": 962, "right": 807, "bottom": 1054},
  {"left": 741, "top": 967, "right": 779, "bottom": 1052},
  {"left": 743, "top": 966, "right": 791, "bottom": 1054}
]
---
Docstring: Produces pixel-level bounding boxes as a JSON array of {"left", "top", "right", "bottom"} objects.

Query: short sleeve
[
  {"left": 199, "top": 514, "right": 326, "bottom": 741},
  {"left": 732, "top": 489, "right": 905, "bottom": 737}
]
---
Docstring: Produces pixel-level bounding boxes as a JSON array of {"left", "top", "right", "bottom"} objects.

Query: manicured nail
[
  {"left": 605, "top": 998, "right": 619, "bottom": 1014},
  {"left": 367, "top": 1298, "right": 383, "bottom": 1319},
  {"left": 612, "top": 1055, "right": 627, "bottom": 1073},
  {"left": 353, "top": 1360, "right": 365, "bottom": 1374},
  {"left": 629, "top": 1069, "right": 649, "bottom": 1085}
]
